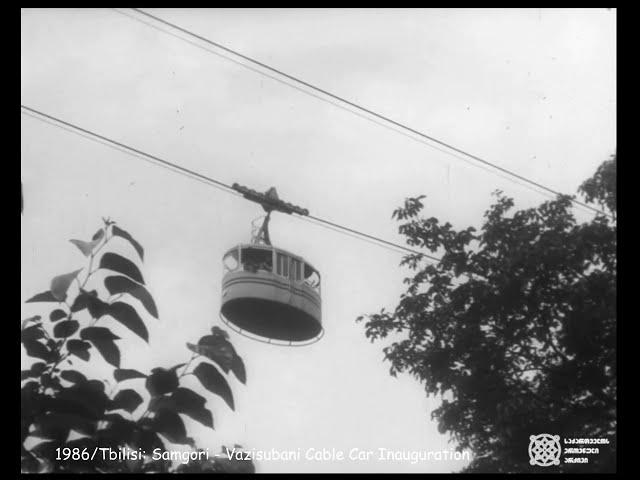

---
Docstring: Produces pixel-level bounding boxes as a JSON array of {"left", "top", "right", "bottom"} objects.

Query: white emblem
[{"left": 529, "top": 434, "right": 561, "bottom": 466}]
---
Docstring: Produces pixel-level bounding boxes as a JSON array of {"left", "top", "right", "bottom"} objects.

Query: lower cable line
[{"left": 21, "top": 105, "right": 432, "bottom": 260}]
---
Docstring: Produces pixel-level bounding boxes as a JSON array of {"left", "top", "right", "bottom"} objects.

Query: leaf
[
  {"left": 145, "top": 368, "right": 179, "bottom": 397},
  {"left": 186, "top": 343, "right": 226, "bottom": 370},
  {"left": 21, "top": 324, "right": 45, "bottom": 343},
  {"left": 99, "top": 252, "right": 144, "bottom": 285},
  {"left": 69, "top": 238, "right": 101, "bottom": 257},
  {"left": 80, "top": 326, "right": 120, "bottom": 341},
  {"left": 111, "top": 389, "right": 144, "bottom": 414},
  {"left": 192, "top": 362, "right": 234, "bottom": 410},
  {"left": 146, "top": 386, "right": 214, "bottom": 432},
  {"left": 100, "top": 413, "right": 137, "bottom": 446},
  {"left": 231, "top": 355, "right": 247, "bottom": 385},
  {"left": 53, "top": 320, "right": 79, "bottom": 338},
  {"left": 22, "top": 380, "right": 40, "bottom": 410},
  {"left": 107, "top": 302, "right": 148, "bottom": 342},
  {"left": 22, "top": 362, "right": 47, "bottom": 380},
  {"left": 70, "top": 289, "right": 96, "bottom": 312},
  {"left": 153, "top": 408, "right": 189, "bottom": 445},
  {"left": 32, "top": 416, "right": 69, "bottom": 441},
  {"left": 80, "top": 327, "right": 120, "bottom": 367},
  {"left": 92, "top": 228, "right": 104, "bottom": 241},
  {"left": 112, "top": 225, "right": 144, "bottom": 260},
  {"left": 21, "top": 315, "right": 41, "bottom": 330},
  {"left": 131, "top": 428, "right": 164, "bottom": 452},
  {"left": 104, "top": 276, "right": 158, "bottom": 318},
  {"left": 172, "top": 387, "right": 206, "bottom": 409},
  {"left": 67, "top": 339, "right": 91, "bottom": 361},
  {"left": 51, "top": 382, "right": 110, "bottom": 423},
  {"left": 49, "top": 309, "right": 67, "bottom": 322},
  {"left": 181, "top": 409, "right": 213, "bottom": 431},
  {"left": 210, "top": 326, "right": 230, "bottom": 339},
  {"left": 35, "top": 412, "right": 97, "bottom": 439},
  {"left": 188, "top": 334, "right": 246, "bottom": 384},
  {"left": 26, "top": 291, "right": 59, "bottom": 303},
  {"left": 148, "top": 395, "right": 174, "bottom": 412},
  {"left": 171, "top": 388, "right": 213, "bottom": 428},
  {"left": 30, "top": 440, "right": 59, "bottom": 459},
  {"left": 189, "top": 336, "right": 233, "bottom": 371},
  {"left": 70, "top": 290, "right": 109, "bottom": 319},
  {"left": 87, "top": 296, "right": 110, "bottom": 319},
  {"left": 32, "top": 361, "right": 48, "bottom": 375},
  {"left": 114, "top": 368, "right": 147, "bottom": 382},
  {"left": 23, "top": 339, "right": 53, "bottom": 362},
  {"left": 50, "top": 269, "right": 83, "bottom": 302},
  {"left": 60, "top": 370, "right": 87, "bottom": 384}
]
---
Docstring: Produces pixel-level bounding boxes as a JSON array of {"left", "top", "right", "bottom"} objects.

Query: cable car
[{"left": 219, "top": 184, "right": 323, "bottom": 345}]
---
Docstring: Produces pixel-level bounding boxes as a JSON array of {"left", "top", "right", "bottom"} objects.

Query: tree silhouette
[
  {"left": 21, "top": 219, "right": 254, "bottom": 473},
  {"left": 358, "top": 155, "right": 616, "bottom": 472}
]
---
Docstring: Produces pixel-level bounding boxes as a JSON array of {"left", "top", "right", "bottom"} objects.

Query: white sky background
[{"left": 21, "top": 8, "right": 616, "bottom": 473}]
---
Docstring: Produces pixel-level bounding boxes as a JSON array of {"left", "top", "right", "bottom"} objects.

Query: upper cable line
[
  {"left": 122, "top": 8, "right": 612, "bottom": 220},
  {"left": 21, "top": 104, "right": 437, "bottom": 261}
]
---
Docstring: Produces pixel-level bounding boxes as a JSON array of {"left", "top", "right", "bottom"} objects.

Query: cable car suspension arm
[{"left": 233, "top": 183, "right": 309, "bottom": 246}]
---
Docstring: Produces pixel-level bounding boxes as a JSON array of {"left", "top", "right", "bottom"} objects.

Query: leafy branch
[{"left": 21, "top": 220, "right": 250, "bottom": 473}]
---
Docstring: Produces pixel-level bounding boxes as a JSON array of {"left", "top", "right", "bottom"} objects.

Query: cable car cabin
[{"left": 220, "top": 244, "right": 322, "bottom": 344}]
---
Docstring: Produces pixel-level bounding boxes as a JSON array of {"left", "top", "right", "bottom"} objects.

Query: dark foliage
[{"left": 358, "top": 155, "right": 616, "bottom": 472}]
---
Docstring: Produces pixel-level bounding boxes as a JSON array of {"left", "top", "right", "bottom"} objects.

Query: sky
[{"left": 21, "top": 8, "right": 616, "bottom": 473}]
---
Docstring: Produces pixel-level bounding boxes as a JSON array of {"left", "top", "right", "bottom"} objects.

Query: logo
[{"left": 528, "top": 434, "right": 561, "bottom": 467}]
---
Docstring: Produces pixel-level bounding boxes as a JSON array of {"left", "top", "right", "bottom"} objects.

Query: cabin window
[
  {"left": 304, "top": 264, "right": 321, "bottom": 292},
  {"left": 223, "top": 250, "right": 239, "bottom": 272},
  {"left": 241, "top": 248, "right": 272, "bottom": 274},
  {"left": 290, "top": 258, "right": 303, "bottom": 281},
  {"left": 276, "top": 253, "right": 289, "bottom": 278}
]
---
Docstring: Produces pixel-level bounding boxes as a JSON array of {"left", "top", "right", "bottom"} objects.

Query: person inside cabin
[
  {"left": 257, "top": 260, "right": 271, "bottom": 273},
  {"left": 243, "top": 250, "right": 272, "bottom": 274},
  {"left": 244, "top": 261, "right": 258, "bottom": 273},
  {"left": 304, "top": 269, "right": 320, "bottom": 289}
]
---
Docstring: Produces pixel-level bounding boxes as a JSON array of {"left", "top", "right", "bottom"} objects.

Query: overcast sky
[{"left": 21, "top": 8, "right": 616, "bottom": 473}]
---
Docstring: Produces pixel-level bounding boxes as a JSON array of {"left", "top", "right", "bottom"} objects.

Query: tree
[
  {"left": 21, "top": 218, "right": 253, "bottom": 473},
  {"left": 357, "top": 155, "right": 616, "bottom": 472}
]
